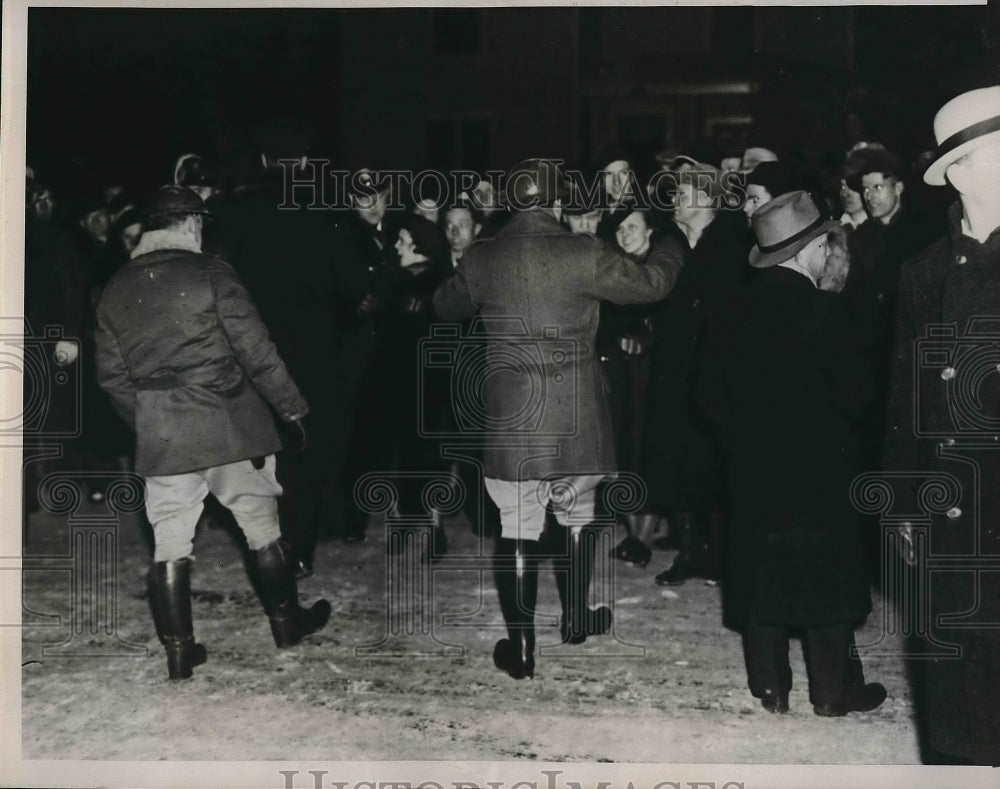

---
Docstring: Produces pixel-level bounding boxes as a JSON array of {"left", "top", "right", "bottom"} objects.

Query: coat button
[
  {"left": 941, "top": 366, "right": 957, "bottom": 381},
  {"left": 946, "top": 506, "right": 962, "bottom": 520},
  {"left": 955, "top": 254, "right": 968, "bottom": 265}
]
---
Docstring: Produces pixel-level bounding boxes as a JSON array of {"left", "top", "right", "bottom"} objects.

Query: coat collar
[
  {"left": 947, "top": 200, "right": 1000, "bottom": 255},
  {"left": 131, "top": 227, "right": 202, "bottom": 259},
  {"left": 499, "top": 209, "right": 563, "bottom": 235}
]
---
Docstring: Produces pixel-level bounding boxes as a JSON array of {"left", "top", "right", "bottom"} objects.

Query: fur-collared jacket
[{"left": 95, "top": 227, "right": 307, "bottom": 476}]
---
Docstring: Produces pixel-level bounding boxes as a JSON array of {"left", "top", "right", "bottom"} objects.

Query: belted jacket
[{"left": 95, "top": 228, "right": 307, "bottom": 476}]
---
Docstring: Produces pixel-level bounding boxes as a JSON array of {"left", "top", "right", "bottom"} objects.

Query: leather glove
[{"left": 283, "top": 417, "right": 308, "bottom": 452}]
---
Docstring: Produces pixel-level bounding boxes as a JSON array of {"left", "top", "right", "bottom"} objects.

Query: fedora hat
[
  {"left": 749, "top": 190, "right": 838, "bottom": 269},
  {"left": 924, "top": 86, "right": 1000, "bottom": 185}
]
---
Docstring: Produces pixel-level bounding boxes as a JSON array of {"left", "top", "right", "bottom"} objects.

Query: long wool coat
[
  {"left": 883, "top": 203, "right": 1000, "bottom": 765},
  {"left": 95, "top": 230, "right": 307, "bottom": 477},
  {"left": 642, "top": 212, "right": 750, "bottom": 514},
  {"left": 432, "top": 209, "right": 676, "bottom": 482},
  {"left": 699, "top": 266, "right": 874, "bottom": 630}
]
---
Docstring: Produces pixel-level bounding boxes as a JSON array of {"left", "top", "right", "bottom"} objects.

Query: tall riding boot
[
  {"left": 492, "top": 537, "right": 539, "bottom": 679},
  {"left": 556, "top": 522, "right": 614, "bottom": 644},
  {"left": 148, "top": 558, "right": 208, "bottom": 680},
  {"left": 252, "top": 540, "right": 332, "bottom": 648},
  {"left": 654, "top": 511, "right": 703, "bottom": 586}
]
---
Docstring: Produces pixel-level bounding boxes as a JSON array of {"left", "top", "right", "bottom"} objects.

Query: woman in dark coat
[
  {"left": 600, "top": 208, "right": 683, "bottom": 565},
  {"left": 375, "top": 214, "right": 453, "bottom": 561}
]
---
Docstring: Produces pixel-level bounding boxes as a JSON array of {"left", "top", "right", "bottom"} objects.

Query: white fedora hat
[{"left": 924, "top": 86, "right": 1000, "bottom": 186}]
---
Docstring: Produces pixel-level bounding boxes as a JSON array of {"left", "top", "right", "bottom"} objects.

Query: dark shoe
[
  {"left": 556, "top": 522, "right": 613, "bottom": 644},
  {"left": 493, "top": 638, "right": 534, "bottom": 680},
  {"left": 493, "top": 537, "right": 538, "bottom": 679},
  {"left": 148, "top": 558, "right": 208, "bottom": 680},
  {"left": 252, "top": 540, "right": 331, "bottom": 648},
  {"left": 654, "top": 553, "right": 698, "bottom": 586},
  {"left": 813, "top": 683, "right": 887, "bottom": 717},
  {"left": 760, "top": 691, "right": 789, "bottom": 714},
  {"left": 653, "top": 512, "right": 709, "bottom": 585},
  {"left": 611, "top": 535, "right": 652, "bottom": 567}
]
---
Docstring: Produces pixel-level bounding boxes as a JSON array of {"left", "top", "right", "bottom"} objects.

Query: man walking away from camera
[
  {"left": 95, "top": 185, "right": 330, "bottom": 681},
  {"left": 433, "top": 159, "right": 675, "bottom": 680}
]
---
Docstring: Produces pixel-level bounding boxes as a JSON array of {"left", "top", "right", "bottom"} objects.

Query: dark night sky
[
  {"left": 25, "top": 5, "right": 1000, "bottom": 205},
  {"left": 27, "top": 8, "right": 344, "bottom": 196}
]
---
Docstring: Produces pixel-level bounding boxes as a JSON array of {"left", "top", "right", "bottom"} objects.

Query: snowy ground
[{"left": 15, "top": 500, "right": 928, "bottom": 769}]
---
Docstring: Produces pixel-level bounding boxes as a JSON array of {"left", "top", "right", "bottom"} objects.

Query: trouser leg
[
  {"left": 144, "top": 472, "right": 209, "bottom": 562},
  {"left": 205, "top": 456, "right": 282, "bottom": 551},
  {"left": 802, "top": 622, "right": 863, "bottom": 707},
  {"left": 744, "top": 613, "right": 793, "bottom": 700}
]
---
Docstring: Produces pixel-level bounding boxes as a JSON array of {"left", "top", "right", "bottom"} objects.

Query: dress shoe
[
  {"left": 813, "top": 682, "right": 887, "bottom": 717},
  {"left": 610, "top": 535, "right": 652, "bottom": 567},
  {"left": 654, "top": 553, "right": 699, "bottom": 586},
  {"left": 760, "top": 691, "right": 789, "bottom": 713}
]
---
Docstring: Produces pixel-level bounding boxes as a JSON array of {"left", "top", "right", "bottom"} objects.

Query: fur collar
[{"left": 131, "top": 228, "right": 202, "bottom": 259}]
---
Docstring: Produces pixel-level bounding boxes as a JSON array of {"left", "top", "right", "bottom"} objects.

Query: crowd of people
[{"left": 23, "top": 85, "right": 1000, "bottom": 765}]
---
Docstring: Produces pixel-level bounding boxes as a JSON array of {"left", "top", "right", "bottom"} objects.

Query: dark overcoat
[
  {"left": 597, "top": 235, "right": 685, "bottom": 473},
  {"left": 642, "top": 212, "right": 749, "bottom": 514},
  {"left": 432, "top": 209, "right": 675, "bottom": 482},
  {"left": 883, "top": 204, "right": 1000, "bottom": 765},
  {"left": 95, "top": 234, "right": 307, "bottom": 477},
  {"left": 699, "top": 266, "right": 873, "bottom": 630}
]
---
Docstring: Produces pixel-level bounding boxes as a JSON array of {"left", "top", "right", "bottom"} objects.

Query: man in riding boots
[
  {"left": 95, "top": 185, "right": 330, "bottom": 680},
  {"left": 433, "top": 159, "right": 676, "bottom": 679}
]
